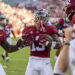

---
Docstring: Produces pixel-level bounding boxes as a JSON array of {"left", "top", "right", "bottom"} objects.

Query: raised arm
[{"left": 1, "top": 39, "right": 25, "bottom": 53}]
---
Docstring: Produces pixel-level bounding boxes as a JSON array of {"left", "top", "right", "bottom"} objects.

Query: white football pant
[
  {"left": 25, "top": 56, "right": 53, "bottom": 75},
  {"left": 0, "top": 64, "right": 6, "bottom": 75}
]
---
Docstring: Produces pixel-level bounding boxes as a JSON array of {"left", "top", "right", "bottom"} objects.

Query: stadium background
[
  {"left": 0, "top": 0, "right": 65, "bottom": 35},
  {"left": 0, "top": 0, "right": 70, "bottom": 75}
]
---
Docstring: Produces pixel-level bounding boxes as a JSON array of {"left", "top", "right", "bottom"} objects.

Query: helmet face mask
[
  {"left": 36, "top": 16, "right": 46, "bottom": 22},
  {"left": 0, "top": 12, "right": 8, "bottom": 29},
  {"left": 35, "top": 9, "right": 49, "bottom": 26}
]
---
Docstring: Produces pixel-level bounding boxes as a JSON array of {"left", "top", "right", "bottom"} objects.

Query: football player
[
  {"left": 54, "top": 0, "right": 75, "bottom": 75},
  {"left": 1, "top": 18, "right": 17, "bottom": 62},
  {"left": 0, "top": 13, "right": 22, "bottom": 75},
  {"left": 19, "top": 9, "right": 61, "bottom": 75}
]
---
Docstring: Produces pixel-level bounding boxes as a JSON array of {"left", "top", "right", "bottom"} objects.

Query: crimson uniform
[
  {"left": 0, "top": 30, "right": 6, "bottom": 75},
  {"left": 21, "top": 25, "right": 58, "bottom": 75},
  {"left": 0, "top": 29, "right": 21, "bottom": 74},
  {"left": 1, "top": 24, "right": 13, "bottom": 62},
  {"left": 22, "top": 25, "right": 58, "bottom": 58},
  {"left": 0, "top": 30, "right": 6, "bottom": 42}
]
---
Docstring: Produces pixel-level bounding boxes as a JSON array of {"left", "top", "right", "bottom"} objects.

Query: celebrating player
[{"left": 19, "top": 9, "right": 61, "bottom": 75}]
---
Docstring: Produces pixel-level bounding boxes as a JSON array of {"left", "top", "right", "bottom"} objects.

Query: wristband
[{"left": 64, "top": 42, "right": 70, "bottom": 46}]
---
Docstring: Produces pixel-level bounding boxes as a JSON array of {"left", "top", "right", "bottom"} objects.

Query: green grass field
[{"left": 0, "top": 46, "right": 70, "bottom": 75}]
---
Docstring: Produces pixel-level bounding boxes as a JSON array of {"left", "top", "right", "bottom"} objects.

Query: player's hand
[
  {"left": 39, "top": 34, "right": 53, "bottom": 47},
  {"left": 64, "top": 27, "right": 73, "bottom": 42},
  {"left": 25, "top": 37, "right": 34, "bottom": 46},
  {"left": 16, "top": 39, "right": 25, "bottom": 49}
]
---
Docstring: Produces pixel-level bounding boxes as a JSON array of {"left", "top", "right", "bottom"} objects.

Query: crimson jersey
[
  {"left": 0, "top": 30, "right": 6, "bottom": 44},
  {"left": 70, "top": 0, "right": 75, "bottom": 6},
  {"left": 22, "top": 25, "right": 58, "bottom": 58},
  {"left": 66, "top": 4, "right": 75, "bottom": 16}
]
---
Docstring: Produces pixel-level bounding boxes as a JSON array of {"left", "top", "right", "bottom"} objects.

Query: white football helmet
[{"left": 34, "top": 9, "right": 49, "bottom": 25}]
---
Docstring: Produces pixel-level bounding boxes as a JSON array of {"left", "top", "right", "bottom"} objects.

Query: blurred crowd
[
  {"left": 14, "top": 0, "right": 66, "bottom": 17},
  {"left": 0, "top": 0, "right": 66, "bottom": 34},
  {"left": 0, "top": 1, "right": 34, "bottom": 34}
]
